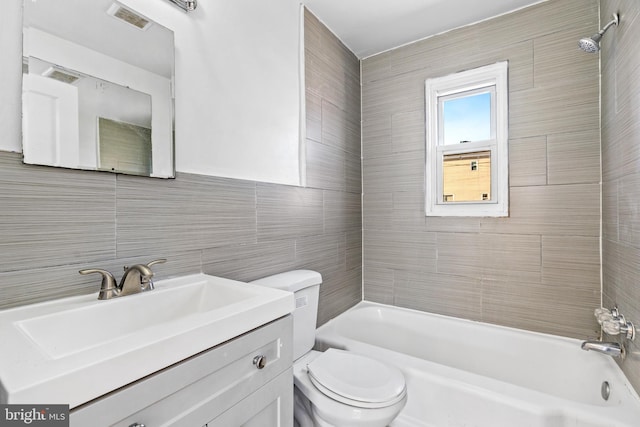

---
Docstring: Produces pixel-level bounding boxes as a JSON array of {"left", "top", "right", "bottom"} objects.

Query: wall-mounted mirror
[{"left": 22, "top": 0, "right": 175, "bottom": 178}]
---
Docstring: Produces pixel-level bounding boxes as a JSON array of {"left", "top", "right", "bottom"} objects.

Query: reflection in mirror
[
  {"left": 24, "top": 57, "right": 153, "bottom": 175},
  {"left": 22, "top": 0, "right": 175, "bottom": 178},
  {"left": 99, "top": 118, "right": 152, "bottom": 175},
  {"left": 442, "top": 151, "right": 491, "bottom": 202}
]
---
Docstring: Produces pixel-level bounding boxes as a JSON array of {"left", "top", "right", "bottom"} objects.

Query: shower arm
[{"left": 597, "top": 14, "right": 619, "bottom": 37}]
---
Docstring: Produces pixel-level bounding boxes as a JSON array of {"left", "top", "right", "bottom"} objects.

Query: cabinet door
[
  {"left": 207, "top": 369, "right": 293, "bottom": 427},
  {"left": 71, "top": 316, "right": 292, "bottom": 427}
]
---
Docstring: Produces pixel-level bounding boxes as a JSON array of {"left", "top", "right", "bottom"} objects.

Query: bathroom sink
[
  {"left": 0, "top": 274, "right": 294, "bottom": 408},
  {"left": 16, "top": 277, "right": 259, "bottom": 359}
]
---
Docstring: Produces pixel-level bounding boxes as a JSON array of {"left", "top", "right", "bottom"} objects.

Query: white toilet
[{"left": 251, "top": 270, "right": 407, "bottom": 427}]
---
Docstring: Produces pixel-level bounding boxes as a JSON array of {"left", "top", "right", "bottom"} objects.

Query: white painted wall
[
  {"left": 1, "top": 0, "right": 303, "bottom": 186},
  {"left": 120, "top": 0, "right": 303, "bottom": 185}
]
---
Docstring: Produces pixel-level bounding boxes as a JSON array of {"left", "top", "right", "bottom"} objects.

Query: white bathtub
[{"left": 314, "top": 302, "right": 640, "bottom": 427}]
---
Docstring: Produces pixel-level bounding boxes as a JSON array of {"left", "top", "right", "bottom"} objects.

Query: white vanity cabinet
[{"left": 70, "top": 316, "right": 293, "bottom": 427}]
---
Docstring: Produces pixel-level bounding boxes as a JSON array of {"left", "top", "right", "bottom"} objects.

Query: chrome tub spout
[{"left": 581, "top": 340, "right": 624, "bottom": 358}]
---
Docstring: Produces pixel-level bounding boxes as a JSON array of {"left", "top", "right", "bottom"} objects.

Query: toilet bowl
[
  {"left": 293, "top": 350, "right": 407, "bottom": 427},
  {"left": 251, "top": 270, "right": 407, "bottom": 427}
]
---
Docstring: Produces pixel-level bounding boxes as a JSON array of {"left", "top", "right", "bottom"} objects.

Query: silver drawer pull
[
  {"left": 129, "top": 423, "right": 145, "bottom": 427},
  {"left": 253, "top": 355, "right": 267, "bottom": 369}
]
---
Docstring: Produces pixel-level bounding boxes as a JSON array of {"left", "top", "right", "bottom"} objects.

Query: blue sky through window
[{"left": 442, "top": 92, "right": 491, "bottom": 145}]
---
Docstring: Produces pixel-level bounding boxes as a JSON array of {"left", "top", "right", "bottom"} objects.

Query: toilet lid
[{"left": 306, "top": 349, "right": 406, "bottom": 409}]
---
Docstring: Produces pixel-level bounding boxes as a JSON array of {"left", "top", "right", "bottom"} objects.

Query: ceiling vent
[
  {"left": 42, "top": 66, "right": 82, "bottom": 84},
  {"left": 107, "top": 3, "right": 153, "bottom": 31}
]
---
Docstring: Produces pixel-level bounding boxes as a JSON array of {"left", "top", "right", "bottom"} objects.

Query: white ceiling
[{"left": 302, "top": 0, "right": 548, "bottom": 58}]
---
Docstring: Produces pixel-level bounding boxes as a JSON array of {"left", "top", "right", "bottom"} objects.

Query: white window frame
[{"left": 425, "top": 61, "right": 509, "bottom": 217}]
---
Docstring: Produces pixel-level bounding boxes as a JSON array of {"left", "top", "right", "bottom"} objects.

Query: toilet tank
[{"left": 251, "top": 270, "right": 322, "bottom": 360}]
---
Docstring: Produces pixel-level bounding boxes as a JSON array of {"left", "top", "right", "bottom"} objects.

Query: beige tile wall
[
  {"left": 601, "top": 0, "right": 640, "bottom": 395},
  {"left": 361, "top": 0, "right": 602, "bottom": 339},
  {"left": 0, "top": 8, "right": 361, "bottom": 327}
]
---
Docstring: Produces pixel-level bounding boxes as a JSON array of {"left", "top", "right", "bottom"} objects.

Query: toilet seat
[{"left": 306, "top": 349, "right": 406, "bottom": 409}]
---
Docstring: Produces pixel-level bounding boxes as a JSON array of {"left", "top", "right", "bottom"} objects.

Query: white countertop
[{"left": 0, "top": 273, "right": 294, "bottom": 408}]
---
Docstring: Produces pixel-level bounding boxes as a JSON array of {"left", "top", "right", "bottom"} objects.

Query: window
[{"left": 425, "top": 62, "right": 508, "bottom": 217}]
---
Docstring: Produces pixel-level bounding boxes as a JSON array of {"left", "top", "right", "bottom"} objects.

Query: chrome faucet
[
  {"left": 79, "top": 258, "right": 166, "bottom": 300},
  {"left": 581, "top": 340, "right": 625, "bottom": 359}
]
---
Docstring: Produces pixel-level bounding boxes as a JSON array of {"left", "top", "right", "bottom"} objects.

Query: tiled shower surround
[
  {"left": 0, "top": 9, "right": 362, "bottom": 327},
  {"left": 361, "top": 0, "right": 602, "bottom": 339},
  {"left": 601, "top": 0, "right": 640, "bottom": 395}
]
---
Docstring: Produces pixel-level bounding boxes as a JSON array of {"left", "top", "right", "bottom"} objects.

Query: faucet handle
[
  {"left": 146, "top": 258, "right": 167, "bottom": 268},
  {"left": 79, "top": 268, "right": 118, "bottom": 300},
  {"left": 602, "top": 319, "right": 621, "bottom": 336},
  {"left": 621, "top": 321, "right": 636, "bottom": 341},
  {"left": 140, "top": 259, "right": 166, "bottom": 291},
  {"left": 602, "top": 318, "right": 636, "bottom": 340},
  {"left": 595, "top": 307, "right": 615, "bottom": 325}
]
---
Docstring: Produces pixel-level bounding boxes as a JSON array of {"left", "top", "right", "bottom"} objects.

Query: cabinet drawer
[{"left": 71, "top": 315, "right": 292, "bottom": 427}]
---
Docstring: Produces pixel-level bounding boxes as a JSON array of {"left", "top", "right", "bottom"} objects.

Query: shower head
[
  {"left": 578, "top": 34, "right": 603, "bottom": 53},
  {"left": 579, "top": 13, "right": 619, "bottom": 53}
]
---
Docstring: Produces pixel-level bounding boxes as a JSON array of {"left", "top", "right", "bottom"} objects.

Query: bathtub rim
[
  {"left": 316, "top": 301, "right": 640, "bottom": 403},
  {"left": 320, "top": 300, "right": 600, "bottom": 347}
]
